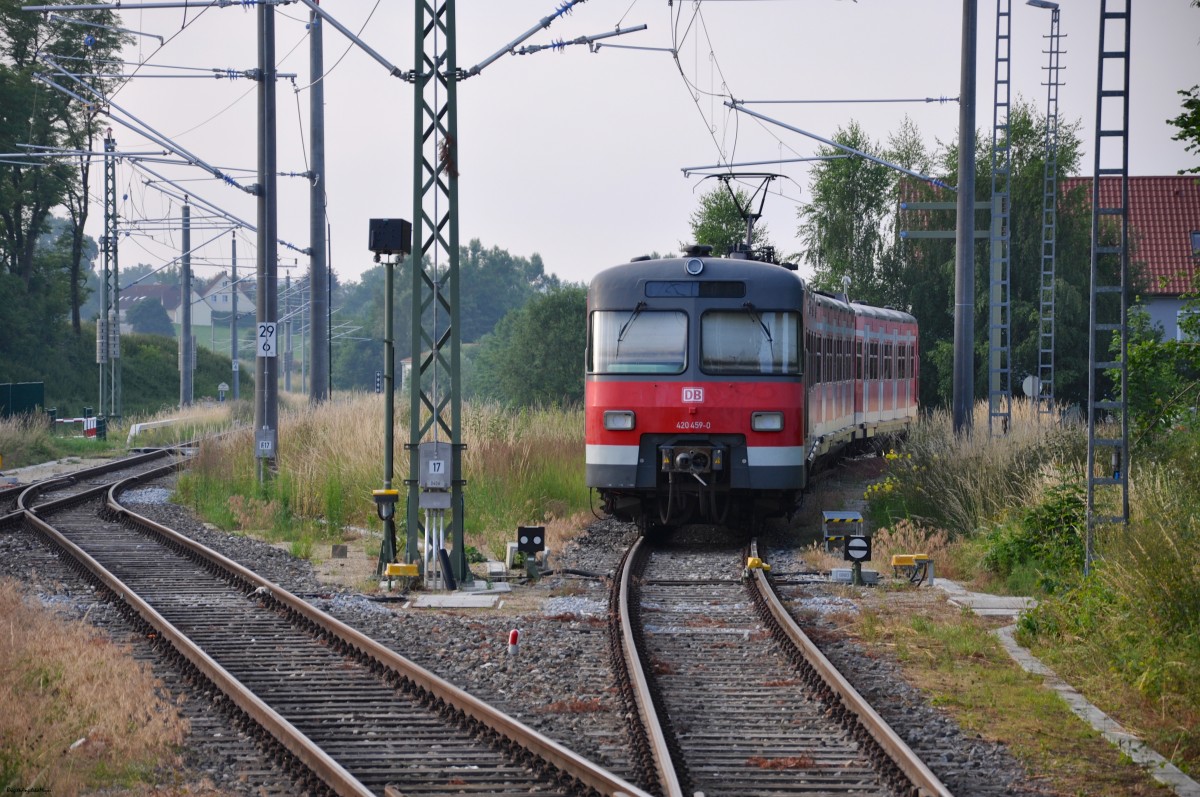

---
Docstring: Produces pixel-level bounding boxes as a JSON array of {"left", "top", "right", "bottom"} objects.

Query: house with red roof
[{"left": 1061, "top": 175, "right": 1200, "bottom": 341}]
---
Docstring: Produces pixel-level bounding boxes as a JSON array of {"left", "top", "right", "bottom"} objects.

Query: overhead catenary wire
[
  {"left": 463, "top": 0, "right": 590, "bottom": 78},
  {"left": 512, "top": 24, "right": 647, "bottom": 56},
  {"left": 35, "top": 59, "right": 256, "bottom": 193},
  {"left": 48, "top": 13, "right": 165, "bottom": 44},
  {"left": 129, "top": 159, "right": 310, "bottom": 253},
  {"left": 681, "top": 154, "right": 851, "bottom": 175},
  {"left": 726, "top": 101, "right": 955, "bottom": 192},
  {"left": 735, "top": 96, "right": 959, "bottom": 105}
]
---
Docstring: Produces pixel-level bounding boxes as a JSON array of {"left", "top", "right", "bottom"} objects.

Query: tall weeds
[
  {"left": 0, "top": 413, "right": 56, "bottom": 468},
  {"left": 179, "top": 393, "right": 588, "bottom": 560},
  {"left": 876, "top": 400, "right": 1086, "bottom": 536}
]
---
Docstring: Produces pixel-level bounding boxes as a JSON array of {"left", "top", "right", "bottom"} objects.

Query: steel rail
[
  {"left": 615, "top": 535, "right": 685, "bottom": 797},
  {"left": 98, "top": 474, "right": 651, "bottom": 797},
  {"left": 21, "top": 505, "right": 375, "bottom": 797},
  {"left": 15, "top": 446, "right": 176, "bottom": 512},
  {"left": 748, "top": 539, "right": 954, "bottom": 797}
]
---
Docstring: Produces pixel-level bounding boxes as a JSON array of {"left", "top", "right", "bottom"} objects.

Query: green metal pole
[
  {"left": 406, "top": 0, "right": 424, "bottom": 573},
  {"left": 378, "top": 255, "right": 397, "bottom": 574},
  {"left": 445, "top": 0, "right": 467, "bottom": 585}
]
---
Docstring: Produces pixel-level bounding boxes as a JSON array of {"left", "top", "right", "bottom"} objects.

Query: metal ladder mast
[
  {"left": 1036, "top": 7, "right": 1063, "bottom": 420},
  {"left": 97, "top": 133, "right": 121, "bottom": 419},
  {"left": 407, "top": 0, "right": 468, "bottom": 583},
  {"left": 107, "top": 133, "right": 121, "bottom": 421},
  {"left": 988, "top": 0, "right": 1013, "bottom": 436},
  {"left": 1085, "top": 0, "right": 1132, "bottom": 573}
]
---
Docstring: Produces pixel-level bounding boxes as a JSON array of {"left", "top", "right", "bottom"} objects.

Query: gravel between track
[{"left": 2, "top": 472, "right": 1053, "bottom": 796}]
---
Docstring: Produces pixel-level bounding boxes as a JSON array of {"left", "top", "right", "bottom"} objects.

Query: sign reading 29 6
[{"left": 257, "top": 322, "right": 278, "bottom": 358}]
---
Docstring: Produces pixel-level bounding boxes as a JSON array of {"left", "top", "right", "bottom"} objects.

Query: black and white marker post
[{"left": 844, "top": 534, "right": 872, "bottom": 587}]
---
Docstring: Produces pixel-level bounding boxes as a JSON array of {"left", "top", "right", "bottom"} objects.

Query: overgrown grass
[
  {"left": 842, "top": 594, "right": 1167, "bottom": 796},
  {"left": 867, "top": 399, "right": 1086, "bottom": 536},
  {"left": 0, "top": 413, "right": 58, "bottom": 468},
  {"left": 127, "top": 399, "right": 252, "bottom": 448},
  {"left": 0, "top": 580, "right": 187, "bottom": 793},
  {"left": 872, "top": 399, "right": 1200, "bottom": 776},
  {"left": 176, "top": 393, "right": 589, "bottom": 562},
  {"left": 0, "top": 412, "right": 123, "bottom": 469},
  {"left": 1018, "top": 450, "right": 1200, "bottom": 772}
]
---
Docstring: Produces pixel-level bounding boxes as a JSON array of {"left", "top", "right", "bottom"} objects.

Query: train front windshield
[
  {"left": 591, "top": 310, "right": 687, "bottom": 374},
  {"left": 701, "top": 310, "right": 800, "bottom": 375}
]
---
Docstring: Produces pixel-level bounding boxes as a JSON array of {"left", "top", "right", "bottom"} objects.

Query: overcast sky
[{"left": 80, "top": 0, "right": 1199, "bottom": 289}]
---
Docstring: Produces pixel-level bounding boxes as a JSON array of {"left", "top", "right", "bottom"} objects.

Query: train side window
[
  {"left": 884, "top": 342, "right": 893, "bottom": 380},
  {"left": 590, "top": 310, "right": 688, "bottom": 374},
  {"left": 856, "top": 339, "right": 863, "bottom": 381},
  {"left": 701, "top": 310, "right": 800, "bottom": 376},
  {"left": 819, "top": 336, "right": 826, "bottom": 383}
]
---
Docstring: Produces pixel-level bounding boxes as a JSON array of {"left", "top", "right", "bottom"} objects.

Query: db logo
[{"left": 682, "top": 387, "right": 705, "bottom": 403}]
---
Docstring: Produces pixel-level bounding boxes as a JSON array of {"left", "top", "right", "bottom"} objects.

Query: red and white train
[{"left": 585, "top": 250, "right": 918, "bottom": 530}]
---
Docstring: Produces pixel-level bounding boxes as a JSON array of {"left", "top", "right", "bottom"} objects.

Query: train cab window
[
  {"left": 590, "top": 309, "right": 687, "bottom": 374},
  {"left": 700, "top": 310, "right": 800, "bottom": 376}
]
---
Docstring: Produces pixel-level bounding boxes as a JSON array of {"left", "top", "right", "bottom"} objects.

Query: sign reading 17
[{"left": 257, "top": 322, "right": 278, "bottom": 358}]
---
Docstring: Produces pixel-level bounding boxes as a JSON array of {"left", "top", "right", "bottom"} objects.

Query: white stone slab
[
  {"left": 994, "top": 625, "right": 1200, "bottom": 797},
  {"left": 412, "top": 593, "right": 499, "bottom": 608}
]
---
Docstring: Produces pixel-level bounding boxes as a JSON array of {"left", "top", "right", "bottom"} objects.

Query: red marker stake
[{"left": 507, "top": 629, "right": 520, "bottom": 656}]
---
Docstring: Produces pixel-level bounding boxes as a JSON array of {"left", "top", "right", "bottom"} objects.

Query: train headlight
[
  {"left": 751, "top": 411, "right": 784, "bottom": 432},
  {"left": 604, "top": 410, "right": 636, "bottom": 431}
]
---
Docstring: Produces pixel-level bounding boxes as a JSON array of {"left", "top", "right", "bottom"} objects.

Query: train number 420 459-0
[{"left": 676, "top": 420, "right": 712, "bottom": 430}]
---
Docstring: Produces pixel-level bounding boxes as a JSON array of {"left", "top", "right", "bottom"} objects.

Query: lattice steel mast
[
  {"left": 988, "top": 0, "right": 1013, "bottom": 435},
  {"left": 1085, "top": 0, "right": 1131, "bottom": 572},
  {"left": 407, "top": 0, "right": 467, "bottom": 583},
  {"left": 1033, "top": 1, "right": 1063, "bottom": 420},
  {"left": 106, "top": 130, "right": 121, "bottom": 420}
]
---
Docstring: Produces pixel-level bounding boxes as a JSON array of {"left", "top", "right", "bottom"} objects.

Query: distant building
[
  {"left": 116, "top": 284, "right": 200, "bottom": 330},
  {"left": 1062, "top": 176, "right": 1200, "bottom": 341},
  {"left": 197, "top": 271, "right": 255, "bottom": 318}
]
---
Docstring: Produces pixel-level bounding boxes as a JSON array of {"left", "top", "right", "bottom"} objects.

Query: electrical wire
[{"left": 293, "top": 0, "right": 383, "bottom": 93}]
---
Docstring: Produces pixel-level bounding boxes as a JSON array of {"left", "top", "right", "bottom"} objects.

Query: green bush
[{"left": 981, "top": 480, "right": 1085, "bottom": 594}]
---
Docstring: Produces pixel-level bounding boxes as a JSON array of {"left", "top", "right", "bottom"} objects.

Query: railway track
[
  {"left": 612, "top": 535, "right": 953, "bottom": 797},
  {"left": 8, "top": 453, "right": 650, "bottom": 797},
  {"left": 0, "top": 447, "right": 176, "bottom": 516}
]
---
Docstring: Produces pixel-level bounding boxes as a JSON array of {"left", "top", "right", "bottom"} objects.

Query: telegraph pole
[
  {"left": 231, "top": 234, "right": 239, "bottom": 400},
  {"left": 255, "top": 0, "right": 280, "bottom": 475},
  {"left": 180, "top": 201, "right": 193, "bottom": 407},
  {"left": 285, "top": 273, "right": 293, "bottom": 392},
  {"left": 309, "top": 1, "right": 329, "bottom": 403},
  {"left": 953, "top": 0, "right": 978, "bottom": 436}
]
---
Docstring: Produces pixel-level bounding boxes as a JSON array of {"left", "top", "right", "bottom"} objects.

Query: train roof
[
  {"left": 593, "top": 255, "right": 804, "bottom": 284},
  {"left": 589, "top": 255, "right": 805, "bottom": 306},
  {"left": 849, "top": 301, "right": 917, "bottom": 325},
  {"left": 589, "top": 254, "right": 916, "bottom": 326}
]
